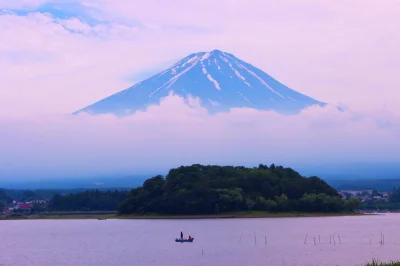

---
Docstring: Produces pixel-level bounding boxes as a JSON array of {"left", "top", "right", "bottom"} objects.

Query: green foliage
[
  {"left": 20, "top": 190, "right": 36, "bottom": 201},
  {"left": 0, "top": 189, "right": 55, "bottom": 203},
  {"left": 118, "top": 164, "right": 356, "bottom": 215},
  {"left": 0, "top": 189, "right": 13, "bottom": 203},
  {"left": 360, "top": 187, "right": 400, "bottom": 210},
  {"left": 48, "top": 190, "right": 129, "bottom": 211},
  {"left": 0, "top": 200, "right": 5, "bottom": 212},
  {"left": 345, "top": 197, "right": 361, "bottom": 210},
  {"left": 245, "top": 198, "right": 255, "bottom": 211},
  {"left": 0, "top": 188, "right": 127, "bottom": 204},
  {"left": 366, "top": 259, "right": 400, "bottom": 266},
  {"left": 390, "top": 187, "right": 400, "bottom": 203},
  {"left": 265, "top": 199, "right": 278, "bottom": 211},
  {"left": 299, "top": 193, "right": 351, "bottom": 212},
  {"left": 31, "top": 203, "right": 47, "bottom": 213},
  {"left": 328, "top": 179, "right": 400, "bottom": 192}
]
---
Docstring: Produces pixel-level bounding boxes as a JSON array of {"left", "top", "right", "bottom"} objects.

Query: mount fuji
[{"left": 75, "top": 49, "right": 327, "bottom": 116}]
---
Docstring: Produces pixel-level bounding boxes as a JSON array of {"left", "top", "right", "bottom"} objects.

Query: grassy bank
[
  {"left": 365, "top": 260, "right": 400, "bottom": 266},
  {"left": 0, "top": 214, "right": 116, "bottom": 220},
  {"left": 30, "top": 214, "right": 116, "bottom": 220},
  {"left": 0, "top": 211, "right": 365, "bottom": 220},
  {"left": 118, "top": 211, "right": 362, "bottom": 219}
]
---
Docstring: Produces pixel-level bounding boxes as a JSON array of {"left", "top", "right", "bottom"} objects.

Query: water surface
[{"left": 1, "top": 214, "right": 400, "bottom": 266}]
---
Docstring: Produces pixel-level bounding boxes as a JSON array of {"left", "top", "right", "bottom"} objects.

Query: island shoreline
[{"left": 1, "top": 211, "right": 370, "bottom": 221}]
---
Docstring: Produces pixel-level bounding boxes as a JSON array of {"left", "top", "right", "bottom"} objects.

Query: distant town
[
  {"left": 1, "top": 200, "right": 48, "bottom": 214},
  {"left": 338, "top": 190, "right": 391, "bottom": 202}
]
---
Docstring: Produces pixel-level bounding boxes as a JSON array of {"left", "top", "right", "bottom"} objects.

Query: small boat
[
  {"left": 175, "top": 238, "right": 194, "bottom": 243},
  {"left": 98, "top": 218, "right": 106, "bottom": 220}
]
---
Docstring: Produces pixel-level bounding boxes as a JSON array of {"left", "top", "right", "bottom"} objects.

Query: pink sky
[
  {"left": 0, "top": 0, "right": 399, "bottom": 179},
  {"left": 0, "top": 0, "right": 399, "bottom": 116}
]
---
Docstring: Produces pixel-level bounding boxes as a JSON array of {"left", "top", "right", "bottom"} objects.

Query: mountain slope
[{"left": 75, "top": 49, "right": 326, "bottom": 116}]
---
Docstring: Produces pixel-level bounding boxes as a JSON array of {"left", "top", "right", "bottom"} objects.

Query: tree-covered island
[{"left": 117, "top": 164, "right": 360, "bottom": 215}]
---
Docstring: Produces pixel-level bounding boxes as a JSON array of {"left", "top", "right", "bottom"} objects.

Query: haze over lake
[{"left": 1, "top": 214, "right": 400, "bottom": 266}]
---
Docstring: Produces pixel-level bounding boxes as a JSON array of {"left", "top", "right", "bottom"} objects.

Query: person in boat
[
  {"left": 180, "top": 231, "right": 183, "bottom": 239},
  {"left": 188, "top": 235, "right": 193, "bottom": 241}
]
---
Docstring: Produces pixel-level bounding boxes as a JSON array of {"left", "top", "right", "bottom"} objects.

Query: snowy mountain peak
[{"left": 75, "top": 50, "right": 326, "bottom": 116}]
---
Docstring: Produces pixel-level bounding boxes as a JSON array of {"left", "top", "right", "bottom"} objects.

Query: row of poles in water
[
  {"left": 234, "top": 231, "right": 386, "bottom": 246},
  {"left": 304, "top": 233, "right": 342, "bottom": 245},
  {"left": 200, "top": 231, "right": 386, "bottom": 256}
]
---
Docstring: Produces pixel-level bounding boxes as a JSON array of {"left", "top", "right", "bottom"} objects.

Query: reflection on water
[{"left": 1, "top": 214, "right": 400, "bottom": 266}]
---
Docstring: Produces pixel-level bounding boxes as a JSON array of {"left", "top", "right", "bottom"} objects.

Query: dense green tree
[
  {"left": 0, "top": 200, "right": 5, "bottom": 212},
  {"left": 390, "top": 187, "right": 400, "bottom": 203},
  {"left": 31, "top": 203, "right": 47, "bottom": 213},
  {"left": 48, "top": 190, "right": 129, "bottom": 211},
  {"left": 246, "top": 198, "right": 255, "bottom": 211},
  {"left": 265, "top": 199, "right": 278, "bottom": 211},
  {"left": 299, "top": 193, "right": 353, "bottom": 212},
  {"left": 275, "top": 194, "right": 289, "bottom": 211},
  {"left": 345, "top": 197, "right": 361, "bottom": 210},
  {"left": 0, "top": 189, "right": 13, "bottom": 204},
  {"left": 21, "top": 190, "right": 36, "bottom": 202},
  {"left": 255, "top": 196, "right": 268, "bottom": 210}
]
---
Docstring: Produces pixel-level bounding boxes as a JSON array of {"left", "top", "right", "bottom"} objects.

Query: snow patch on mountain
[
  {"left": 239, "top": 63, "right": 285, "bottom": 99},
  {"left": 238, "top": 92, "right": 251, "bottom": 104},
  {"left": 202, "top": 63, "right": 221, "bottom": 90}
]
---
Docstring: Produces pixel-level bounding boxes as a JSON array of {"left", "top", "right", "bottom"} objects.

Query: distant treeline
[
  {"left": 328, "top": 179, "right": 400, "bottom": 192},
  {"left": 118, "top": 164, "right": 360, "bottom": 215},
  {"left": 0, "top": 188, "right": 84, "bottom": 212},
  {"left": 0, "top": 188, "right": 132, "bottom": 202},
  {"left": 48, "top": 190, "right": 129, "bottom": 211},
  {"left": 0, "top": 188, "right": 131, "bottom": 213},
  {"left": 0, "top": 189, "right": 53, "bottom": 208},
  {"left": 0, "top": 188, "right": 129, "bottom": 213}
]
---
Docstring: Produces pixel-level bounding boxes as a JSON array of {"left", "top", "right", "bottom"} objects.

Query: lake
[{"left": 1, "top": 214, "right": 400, "bottom": 266}]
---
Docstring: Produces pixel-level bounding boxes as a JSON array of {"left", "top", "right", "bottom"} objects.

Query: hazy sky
[{"left": 1, "top": 0, "right": 399, "bottom": 180}]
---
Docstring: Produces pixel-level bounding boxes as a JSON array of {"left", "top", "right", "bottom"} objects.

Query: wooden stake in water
[
  {"left": 330, "top": 235, "right": 332, "bottom": 244},
  {"left": 319, "top": 235, "right": 321, "bottom": 244},
  {"left": 333, "top": 234, "right": 336, "bottom": 245},
  {"left": 304, "top": 234, "right": 308, "bottom": 244},
  {"left": 239, "top": 233, "right": 243, "bottom": 243},
  {"left": 265, "top": 236, "right": 267, "bottom": 244},
  {"left": 202, "top": 249, "right": 204, "bottom": 256},
  {"left": 254, "top": 232, "right": 257, "bottom": 246},
  {"left": 369, "top": 239, "right": 371, "bottom": 245},
  {"left": 338, "top": 233, "right": 341, "bottom": 244},
  {"left": 313, "top": 237, "right": 316, "bottom": 245}
]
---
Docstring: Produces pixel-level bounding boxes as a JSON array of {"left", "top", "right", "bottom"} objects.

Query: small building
[{"left": 16, "top": 203, "right": 33, "bottom": 213}]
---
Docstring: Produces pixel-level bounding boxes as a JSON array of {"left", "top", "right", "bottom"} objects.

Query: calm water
[{"left": 1, "top": 214, "right": 400, "bottom": 266}]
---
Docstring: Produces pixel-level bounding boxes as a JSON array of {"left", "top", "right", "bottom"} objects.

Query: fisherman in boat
[
  {"left": 188, "top": 235, "right": 192, "bottom": 241},
  {"left": 180, "top": 231, "right": 183, "bottom": 239}
]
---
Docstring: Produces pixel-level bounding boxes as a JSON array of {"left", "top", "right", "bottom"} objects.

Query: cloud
[{"left": 1, "top": 94, "right": 399, "bottom": 180}]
